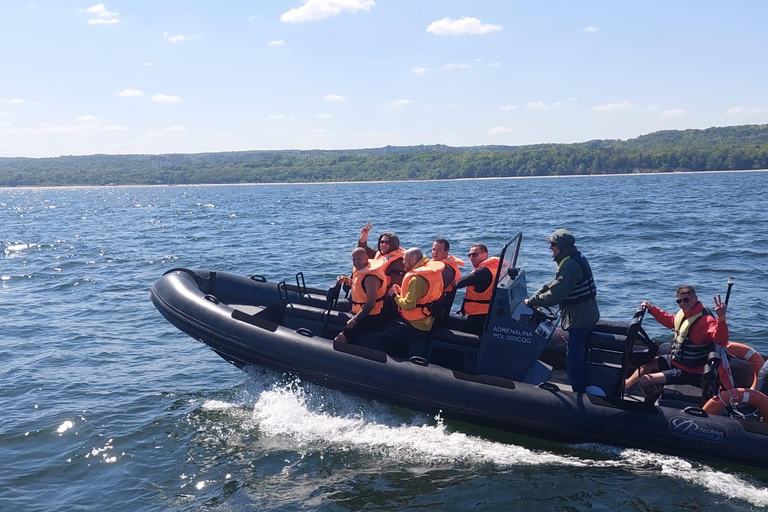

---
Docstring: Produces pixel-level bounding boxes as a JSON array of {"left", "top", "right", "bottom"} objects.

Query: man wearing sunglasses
[
  {"left": 625, "top": 285, "right": 729, "bottom": 401},
  {"left": 454, "top": 244, "right": 500, "bottom": 335}
]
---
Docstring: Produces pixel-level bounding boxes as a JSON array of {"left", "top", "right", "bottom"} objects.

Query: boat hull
[{"left": 151, "top": 268, "right": 768, "bottom": 468}]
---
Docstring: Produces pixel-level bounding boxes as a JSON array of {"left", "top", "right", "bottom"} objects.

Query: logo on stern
[{"left": 669, "top": 416, "right": 728, "bottom": 443}]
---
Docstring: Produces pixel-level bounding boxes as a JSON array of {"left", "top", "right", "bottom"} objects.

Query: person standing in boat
[
  {"left": 454, "top": 244, "right": 499, "bottom": 335},
  {"left": 625, "top": 286, "right": 728, "bottom": 401},
  {"left": 357, "top": 222, "right": 406, "bottom": 287},
  {"left": 372, "top": 248, "right": 445, "bottom": 357},
  {"left": 430, "top": 238, "right": 465, "bottom": 324},
  {"left": 334, "top": 248, "right": 388, "bottom": 344},
  {"left": 525, "top": 229, "right": 599, "bottom": 393}
]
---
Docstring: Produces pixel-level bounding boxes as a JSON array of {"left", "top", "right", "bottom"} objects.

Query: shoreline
[{"left": 1, "top": 168, "right": 767, "bottom": 191}]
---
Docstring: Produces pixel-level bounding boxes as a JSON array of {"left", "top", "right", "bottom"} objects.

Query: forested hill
[{"left": 1, "top": 124, "right": 767, "bottom": 187}]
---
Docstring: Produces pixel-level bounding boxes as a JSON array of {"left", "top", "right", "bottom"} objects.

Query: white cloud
[
  {"left": 0, "top": 98, "right": 26, "bottom": 105},
  {"left": 163, "top": 32, "right": 200, "bottom": 44},
  {"left": 151, "top": 94, "right": 183, "bottom": 104},
  {"left": 412, "top": 66, "right": 427, "bottom": 76},
  {"left": 499, "top": 104, "right": 518, "bottom": 111},
  {"left": 584, "top": 26, "right": 598, "bottom": 33},
  {"left": 211, "top": 132, "right": 235, "bottom": 139},
  {"left": 591, "top": 101, "right": 635, "bottom": 112},
  {"left": 444, "top": 62, "right": 472, "bottom": 70},
  {"left": 9, "top": 116, "right": 129, "bottom": 135},
  {"left": 267, "top": 40, "right": 285, "bottom": 46},
  {"left": 0, "top": 111, "right": 10, "bottom": 117},
  {"left": 75, "top": 114, "right": 99, "bottom": 123},
  {"left": 116, "top": 89, "right": 144, "bottom": 98},
  {"left": 489, "top": 62, "right": 502, "bottom": 67},
  {"left": 267, "top": 114, "right": 287, "bottom": 120},
  {"left": 323, "top": 94, "right": 346, "bottom": 103},
  {"left": 281, "top": 0, "right": 374, "bottom": 23},
  {"left": 725, "top": 106, "right": 768, "bottom": 115},
  {"left": 85, "top": 4, "right": 119, "bottom": 25},
  {"left": 426, "top": 16, "right": 502, "bottom": 36},
  {"left": 386, "top": 99, "right": 411, "bottom": 108},
  {"left": 144, "top": 62, "right": 155, "bottom": 67},
  {"left": 317, "top": 113, "right": 334, "bottom": 119},
  {"left": 645, "top": 105, "right": 658, "bottom": 111},
  {"left": 661, "top": 109, "right": 685, "bottom": 117},
  {"left": 487, "top": 126, "right": 514, "bottom": 134},
  {"left": 527, "top": 101, "right": 564, "bottom": 111}
]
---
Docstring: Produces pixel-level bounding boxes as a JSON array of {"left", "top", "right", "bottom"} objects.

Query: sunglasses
[
  {"left": 468, "top": 253, "right": 481, "bottom": 258},
  {"left": 379, "top": 240, "right": 390, "bottom": 245},
  {"left": 676, "top": 297, "right": 691, "bottom": 304}
]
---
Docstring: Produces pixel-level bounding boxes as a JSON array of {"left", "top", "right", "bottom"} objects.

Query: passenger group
[{"left": 334, "top": 222, "right": 729, "bottom": 398}]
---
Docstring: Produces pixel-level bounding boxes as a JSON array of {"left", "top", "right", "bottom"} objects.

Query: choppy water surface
[{"left": 3, "top": 172, "right": 768, "bottom": 511}]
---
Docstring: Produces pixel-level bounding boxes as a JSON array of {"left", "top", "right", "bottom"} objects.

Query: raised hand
[
  {"left": 713, "top": 294, "right": 727, "bottom": 319},
  {"left": 359, "top": 222, "right": 373, "bottom": 244}
]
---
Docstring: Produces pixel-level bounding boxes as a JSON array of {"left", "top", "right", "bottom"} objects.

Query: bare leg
[{"left": 625, "top": 357, "right": 660, "bottom": 389}]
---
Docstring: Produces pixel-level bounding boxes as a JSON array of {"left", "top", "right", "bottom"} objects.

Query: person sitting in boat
[
  {"left": 371, "top": 248, "right": 445, "bottom": 357},
  {"left": 625, "top": 285, "right": 728, "bottom": 402},
  {"left": 524, "top": 229, "right": 599, "bottom": 393},
  {"left": 454, "top": 244, "right": 499, "bottom": 335},
  {"left": 357, "top": 222, "right": 406, "bottom": 287},
  {"left": 429, "top": 238, "right": 465, "bottom": 323},
  {"left": 334, "top": 247, "right": 388, "bottom": 344}
]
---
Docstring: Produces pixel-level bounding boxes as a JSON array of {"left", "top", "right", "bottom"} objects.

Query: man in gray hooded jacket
[{"left": 525, "top": 229, "right": 600, "bottom": 392}]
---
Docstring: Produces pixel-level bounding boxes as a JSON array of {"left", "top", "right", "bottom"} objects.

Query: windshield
[{"left": 495, "top": 232, "right": 522, "bottom": 289}]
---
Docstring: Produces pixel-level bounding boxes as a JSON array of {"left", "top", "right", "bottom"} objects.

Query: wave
[{"left": 198, "top": 368, "right": 768, "bottom": 508}]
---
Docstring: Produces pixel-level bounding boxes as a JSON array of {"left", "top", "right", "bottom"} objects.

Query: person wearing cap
[{"left": 525, "top": 229, "right": 599, "bottom": 393}]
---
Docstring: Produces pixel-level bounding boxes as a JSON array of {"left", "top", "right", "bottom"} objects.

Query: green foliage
[{"left": 1, "top": 125, "right": 767, "bottom": 187}]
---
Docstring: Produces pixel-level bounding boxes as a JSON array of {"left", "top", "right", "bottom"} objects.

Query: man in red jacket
[{"left": 625, "top": 285, "right": 728, "bottom": 400}]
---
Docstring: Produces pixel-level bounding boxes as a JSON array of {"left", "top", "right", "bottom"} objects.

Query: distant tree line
[{"left": 1, "top": 124, "right": 767, "bottom": 187}]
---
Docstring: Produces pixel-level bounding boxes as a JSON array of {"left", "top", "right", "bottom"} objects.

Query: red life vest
[
  {"left": 463, "top": 256, "right": 500, "bottom": 316},
  {"left": 399, "top": 260, "right": 445, "bottom": 322},
  {"left": 350, "top": 259, "right": 387, "bottom": 316}
]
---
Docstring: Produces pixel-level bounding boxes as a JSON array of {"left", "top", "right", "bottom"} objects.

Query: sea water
[{"left": 2, "top": 172, "right": 768, "bottom": 511}]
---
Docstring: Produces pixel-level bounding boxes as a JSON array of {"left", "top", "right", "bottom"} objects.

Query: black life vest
[{"left": 561, "top": 250, "right": 597, "bottom": 305}]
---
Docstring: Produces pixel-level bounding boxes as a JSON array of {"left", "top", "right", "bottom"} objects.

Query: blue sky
[{"left": 1, "top": 0, "right": 766, "bottom": 158}]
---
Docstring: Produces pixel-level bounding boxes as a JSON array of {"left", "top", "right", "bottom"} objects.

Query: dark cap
[{"left": 546, "top": 229, "right": 575, "bottom": 249}]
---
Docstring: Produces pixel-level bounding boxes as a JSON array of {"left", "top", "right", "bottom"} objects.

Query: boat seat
[
  {"left": 284, "top": 302, "right": 349, "bottom": 325},
  {"left": 586, "top": 331, "right": 627, "bottom": 352},
  {"left": 429, "top": 327, "right": 481, "bottom": 348},
  {"left": 283, "top": 302, "right": 350, "bottom": 336},
  {"left": 659, "top": 384, "right": 704, "bottom": 408}
]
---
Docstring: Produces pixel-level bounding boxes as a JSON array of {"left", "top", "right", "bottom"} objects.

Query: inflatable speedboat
[{"left": 151, "top": 233, "right": 768, "bottom": 468}]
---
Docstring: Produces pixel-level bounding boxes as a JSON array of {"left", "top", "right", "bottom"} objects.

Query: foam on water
[{"left": 201, "top": 369, "right": 768, "bottom": 507}]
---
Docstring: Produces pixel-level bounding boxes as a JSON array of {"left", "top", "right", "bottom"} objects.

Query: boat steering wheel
[{"left": 529, "top": 304, "right": 557, "bottom": 322}]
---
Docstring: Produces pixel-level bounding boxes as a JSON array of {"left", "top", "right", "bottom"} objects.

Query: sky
[{"left": 1, "top": 0, "right": 767, "bottom": 158}]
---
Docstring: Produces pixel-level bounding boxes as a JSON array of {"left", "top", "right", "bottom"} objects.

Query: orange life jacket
[
  {"left": 350, "top": 259, "right": 387, "bottom": 316},
  {"left": 462, "top": 256, "right": 500, "bottom": 316},
  {"left": 374, "top": 246, "right": 406, "bottom": 287},
  {"left": 440, "top": 255, "right": 465, "bottom": 293},
  {"left": 399, "top": 260, "right": 445, "bottom": 322}
]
